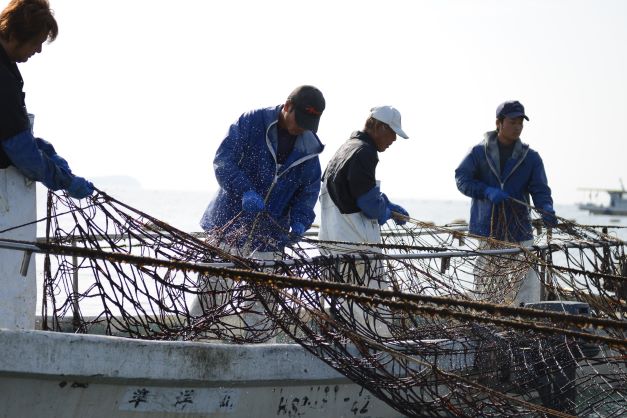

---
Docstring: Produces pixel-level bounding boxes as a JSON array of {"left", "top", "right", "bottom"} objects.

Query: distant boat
[{"left": 578, "top": 180, "right": 627, "bottom": 216}]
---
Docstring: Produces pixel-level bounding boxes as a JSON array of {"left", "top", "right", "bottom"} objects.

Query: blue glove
[
  {"left": 541, "top": 204, "right": 558, "bottom": 227},
  {"left": 35, "top": 137, "right": 56, "bottom": 155},
  {"left": 356, "top": 186, "right": 389, "bottom": 222},
  {"left": 242, "top": 190, "right": 264, "bottom": 213},
  {"left": 285, "top": 222, "right": 306, "bottom": 247},
  {"left": 3, "top": 130, "right": 73, "bottom": 190},
  {"left": 378, "top": 205, "right": 392, "bottom": 225},
  {"left": 67, "top": 176, "right": 94, "bottom": 199},
  {"left": 484, "top": 187, "right": 509, "bottom": 204},
  {"left": 50, "top": 154, "right": 71, "bottom": 174},
  {"left": 35, "top": 138, "right": 72, "bottom": 173},
  {"left": 290, "top": 222, "right": 306, "bottom": 237},
  {"left": 388, "top": 202, "right": 409, "bottom": 225}
]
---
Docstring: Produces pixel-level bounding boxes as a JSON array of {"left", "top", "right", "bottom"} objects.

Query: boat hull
[
  {"left": 0, "top": 329, "right": 403, "bottom": 418},
  {"left": 578, "top": 203, "right": 627, "bottom": 216}
]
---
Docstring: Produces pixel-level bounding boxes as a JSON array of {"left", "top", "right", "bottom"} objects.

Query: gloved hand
[
  {"left": 290, "top": 222, "right": 306, "bottom": 237},
  {"left": 541, "top": 204, "right": 558, "bottom": 227},
  {"left": 286, "top": 222, "right": 306, "bottom": 247},
  {"left": 377, "top": 205, "right": 392, "bottom": 225},
  {"left": 67, "top": 176, "right": 94, "bottom": 199},
  {"left": 484, "top": 187, "right": 509, "bottom": 204},
  {"left": 388, "top": 202, "right": 409, "bottom": 225},
  {"left": 242, "top": 190, "right": 264, "bottom": 213}
]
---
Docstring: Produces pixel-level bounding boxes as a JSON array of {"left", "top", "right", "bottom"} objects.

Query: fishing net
[{"left": 22, "top": 190, "right": 627, "bottom": 417}]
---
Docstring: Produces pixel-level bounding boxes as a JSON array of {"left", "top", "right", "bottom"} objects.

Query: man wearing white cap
[
  {"left": 319, "top": 105, "right": 410, "bottom": 247},
  {"left": 318, "top": 105, "right": 410, "bottom": 332}
]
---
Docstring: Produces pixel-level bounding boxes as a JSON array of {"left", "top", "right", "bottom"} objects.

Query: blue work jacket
[
  {"left": 200, "top": 106, "right": 324, "bottom": 251},
  {"left": 455, "top": 131, "right": 553, "bottom": 242}
]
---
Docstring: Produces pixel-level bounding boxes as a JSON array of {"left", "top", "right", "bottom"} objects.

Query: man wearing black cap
[
  {"left": 193, "top": 86, "right": 325, "bottom": 331},
  {"left": 200, "top": 84, "right": 325, "bottom": 251},
  {"left": 455, "top": 100, "right": 556, "bottom": 305}
]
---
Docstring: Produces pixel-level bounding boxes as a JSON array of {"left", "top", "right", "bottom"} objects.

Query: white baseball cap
[{"left": 370, "top": 106, "right": 409, "bottom": 139}]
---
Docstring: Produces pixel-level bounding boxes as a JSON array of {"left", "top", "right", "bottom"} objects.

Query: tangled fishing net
[{"left": 24, "top": 190, "right": 627, "bottom": 417}]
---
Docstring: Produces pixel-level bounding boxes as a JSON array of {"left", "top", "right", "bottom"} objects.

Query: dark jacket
[
  {"left": 200, "top": 106, "right": 324, "bottom": 250},
  {"left": 455, "top": 131, "right": 553, "bottom": 241},
  {"left": 0, "top": 43, "right": 29, "bottom": 167},
  {"left": 324, "top": 131, "right": 378, "bottom": 214},
  {"left": 0, "top": 44, "right": 75, "bottom": 190}
]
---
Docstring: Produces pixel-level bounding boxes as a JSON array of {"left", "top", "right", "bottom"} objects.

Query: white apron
[
  {"left": 317, "top": 183, "right": 391, "bottom": 336},
  {"left": 317, "top": 182, "right": 382, "bottom": 255}
]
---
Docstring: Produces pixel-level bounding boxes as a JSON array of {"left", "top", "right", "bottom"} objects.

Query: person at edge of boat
[
  {"left": 317, "top": 106, "right": 410, "bottom": 336},
  {"left": 454, "top": 100, "right": 557, "bottom": 306},
  {"left": 191, "top": 85, "right": 325, "bottom": 337},
  {"left": 0, "top": 0, "right": 94, "bottom": 331}
]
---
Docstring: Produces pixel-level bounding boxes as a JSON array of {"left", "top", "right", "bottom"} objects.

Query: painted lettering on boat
[
  {"left": 119, "top": 387, "right": 239, "bottom": 413},
  {"left": 275, "top": 385, "right": 371, "bottom": 417}
]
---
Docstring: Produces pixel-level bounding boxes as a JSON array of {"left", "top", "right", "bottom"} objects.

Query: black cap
[
  {"left": 288, "top": 85, "right": 325, "bottom": 133},
  {"left": 496, "top": 100, "right": 529, "bottom": 121}
]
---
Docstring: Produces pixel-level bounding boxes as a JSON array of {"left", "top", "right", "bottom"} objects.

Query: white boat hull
[{"left": 0, "top": 329, "right": 403, "bottom": 418}]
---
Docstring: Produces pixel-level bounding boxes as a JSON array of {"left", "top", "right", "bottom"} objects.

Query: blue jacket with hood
[
  {"left": 455, "top": 131, "right": 553, "bottom": 242},
  {"left": 200, "top": 106, "right": 324, "bottom": 250}
]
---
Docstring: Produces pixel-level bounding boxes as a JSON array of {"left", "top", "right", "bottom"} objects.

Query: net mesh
[{"left": 24, "top": 190, "right": 627, "bottom": 417}]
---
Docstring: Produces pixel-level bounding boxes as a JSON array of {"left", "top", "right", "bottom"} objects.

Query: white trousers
[
  {"left": 190, "top": 244, "right": 280, "bottom": 341},
  {"left": 473, "top": 239, "right": 542, "bottom": 306},
  {"left": 317, "top": 184, "right": 392, "bottom": 336},
  {"left": 190, "top": 247, "right": 276, "bottom": 316}
]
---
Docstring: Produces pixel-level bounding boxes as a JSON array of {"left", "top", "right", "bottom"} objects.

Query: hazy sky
[{"left": 11, "top": 0, "right": 627, "bottom": 204}]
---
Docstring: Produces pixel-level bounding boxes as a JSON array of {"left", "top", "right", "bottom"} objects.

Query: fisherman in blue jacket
[
  {"left": 455, "top": 100, "right": 557, "bottom": 305},
  {"left": 200, "top": 85, "right": 325, "bottom": 252},
  {"left": 193, "top": 86, "right": 325, "bottom": 334},
  {"left": 455, "top": 100, "right": 556, "bottom": 242}
]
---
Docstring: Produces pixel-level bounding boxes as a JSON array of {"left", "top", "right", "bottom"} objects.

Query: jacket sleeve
[
  {"left": 356, "top": 186, "right": 388, "bottom": 220},
  {"left": 36, "top": 137, "right": 72, "bottom": 173},
  {"left": 213, "top": 112, "right": 256, "bottom": 198},
  {"left": 287, "top": 159, "right": 322, "bottom": 230},
  {"left": 455, "top": 147, "right": 489, "bottom": 199},
  {"left": 528, "top": 153, "right": 553, "bottom": 208},
  {"left": 1, "top": 129, "right": 74, "bottom": 190}
]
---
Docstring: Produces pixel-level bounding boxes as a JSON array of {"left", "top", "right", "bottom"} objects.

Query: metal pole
[
  {"left": 72, "top": 239, "right": 80, "bottom": 331},
  {"left": 0, "top": 236, "right": 623, "bottom": 269}
]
